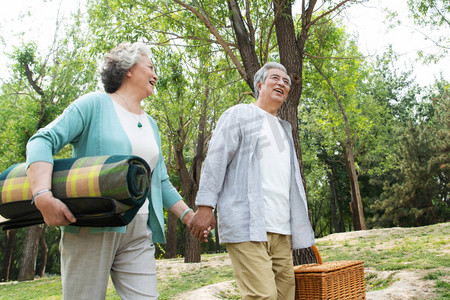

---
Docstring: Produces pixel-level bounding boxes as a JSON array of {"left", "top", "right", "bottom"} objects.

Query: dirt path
[
  {"left": 164, "top": 259, "right": 437, "bottom": 300},
  {"left": 157, "top": 226, "right": 447, "bottom": 299}
]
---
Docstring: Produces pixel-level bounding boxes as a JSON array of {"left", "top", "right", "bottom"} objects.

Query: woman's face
[{"left": 129, "top": 55, "right": 158, "bottom": 98}]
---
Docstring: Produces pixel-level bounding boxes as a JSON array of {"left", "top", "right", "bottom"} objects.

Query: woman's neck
[{"left": 112, "top": 90, "right": 143, "bottom": 114}]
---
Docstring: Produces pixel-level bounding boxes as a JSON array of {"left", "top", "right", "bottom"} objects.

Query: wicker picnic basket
[{"left": 294, "top": 245, "right": 366, "bottom": 300}]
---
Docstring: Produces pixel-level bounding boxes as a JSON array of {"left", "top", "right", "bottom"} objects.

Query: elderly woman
[{"left": 26, "top": 42, "right": 196, "bottom": 299}]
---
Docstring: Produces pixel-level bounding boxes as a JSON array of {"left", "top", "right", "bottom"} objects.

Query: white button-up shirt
[{"left": 196, "top": 104, "right": 315, "bottom": 250}]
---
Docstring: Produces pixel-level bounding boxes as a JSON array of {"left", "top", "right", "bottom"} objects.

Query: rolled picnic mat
[{"left": 0, "top": 155, "right": 151, "bottom": 230}]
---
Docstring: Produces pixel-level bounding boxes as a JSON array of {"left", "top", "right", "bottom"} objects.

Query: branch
[
  {"left": 245, "top": 0, "right": 256, "bottom": 46},
  {"left": 174, "top": 0, "right": 246, "bottom": 79},
  {"left": 264, "top": 0, "right": 285, "bottom": 63},
  {"left": 152, "top": 29, "right": 237, "bottom": 47},
  {"left": 23, "top": 63, "right": 44, "bottom": 96},
  {"left": 308, "top": 0, "right": 353, "bottom": 30},
  {"left": 304, "top": 52, "right": 366, "bottom": 60},
  {"left": 433, "top": 2, "right": 450, "bottom": 27}
]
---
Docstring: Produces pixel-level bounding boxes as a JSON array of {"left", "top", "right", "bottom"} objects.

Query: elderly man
[{"left": 191, "top": 62, "right": 315, "bottom": 300}]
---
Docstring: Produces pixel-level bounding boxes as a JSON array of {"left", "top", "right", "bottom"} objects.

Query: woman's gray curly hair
[
  {"left": 100, "top": 42, "right": 152, "bottom": 93},
  {"left": 253, "top": 62, "right": 291, "bottom": 99}
]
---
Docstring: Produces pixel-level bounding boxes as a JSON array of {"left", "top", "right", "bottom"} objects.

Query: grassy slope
[{"left": 0, "top": 223, "right": 448, "bottom": 299}]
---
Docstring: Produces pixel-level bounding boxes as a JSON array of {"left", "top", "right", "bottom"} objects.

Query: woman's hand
[
  {"left": 34, "top": 193, "right": 77, "bottom": 226},
  {"left": 27, "top": 161, "right": 76, "bottom": 226}
]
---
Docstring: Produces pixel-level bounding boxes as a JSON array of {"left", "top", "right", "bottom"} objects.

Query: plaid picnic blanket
[{"left": 0, "top": 155, "right": 151, "bottom": 229}]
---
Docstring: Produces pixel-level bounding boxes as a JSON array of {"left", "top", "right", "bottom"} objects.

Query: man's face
[{"left": 257, "top": 68, "right": 291, "bottom": 105}]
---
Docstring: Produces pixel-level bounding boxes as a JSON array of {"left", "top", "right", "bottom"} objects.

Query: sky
[
  {"left": 292, "top": 0, "right": 450, "bottom": 86},
  {"left": 0, "top": 0, "right": 448, "bottom": 86}
]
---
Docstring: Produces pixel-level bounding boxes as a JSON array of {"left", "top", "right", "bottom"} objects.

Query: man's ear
[{"left": 256, "top": 81, "right": 262, "bottom": 92}]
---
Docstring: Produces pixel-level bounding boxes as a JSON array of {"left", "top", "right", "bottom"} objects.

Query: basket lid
[{"left": 294, "top": 260, "right": 364, "bottom": 273}]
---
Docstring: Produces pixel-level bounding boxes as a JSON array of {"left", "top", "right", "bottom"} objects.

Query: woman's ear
[
  {"left": 256, "top": 81, "right": 262, "bottom": 91},
  {"left": 126, "top": 68, "right": 133, "bottom": 78}
]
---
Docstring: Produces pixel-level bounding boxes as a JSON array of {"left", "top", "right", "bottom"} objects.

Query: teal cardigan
[{"left": 26, "top": 92, "right": 181, "bottom": 243}]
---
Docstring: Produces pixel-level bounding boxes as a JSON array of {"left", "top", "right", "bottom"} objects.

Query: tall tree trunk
[
  {"left": 274, "top": 0, "right": 318, "bottom": 266},
  {"left": 184, "top": 86, "right": 209, "bottom": 263},
  {"left": 214, "top": 210, "right": 220, "bottom": 252},
  {"left": 328, "top": 171, "right": 339, "bottom": 234},
  {"left": 18, "top": 225, "right": 42, "bottom": 281},
  {"left": 165, "top": 212, "right": 178, "bottom": 259},
  {"left": 164, "top": 141, "right": 178, "bottom": 258},
  {"left": 170, "top": 85, "right": 209, "bottom": 263},
  {"left": 312, "top": 61, "right": 367, "bottom": 231},
  {"left": 184, "top": 231, "right": 201, "bottom": 262},
  {"left": 174, "top": 144, "right": 202, "bottom": 263},
  {"left": 343, "top": 145, "right": 366, "bottom": 230},
  {"left": 1, "top": 229, "right": 17, "bottom": 282},
  {"left": 36, "top": 225, "right": 48, "bottom": 278}
]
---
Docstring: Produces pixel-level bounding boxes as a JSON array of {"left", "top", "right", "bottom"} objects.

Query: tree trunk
[
  {"left": 18, "top": 225, "right": 42, "bottom": 281},
  {"left": 184, "top": 231, "right": 201, "bottom": 263},
  {"left": 1, "top": 229, "right": 17, "bottom": 282},
  {"left": 343, "top": 146, "right": 366, "bottom": 230},
  {"left": 36, "top": 225, "right": 48, "bottom": 278},
  {"left": 214, "top": 210, "right": 220, "bottom": 252},
  {"left": 328, "top": 171, "right": 338, "bottom": 234},
  {"left": 170, "top": 85, "right": 209, "bottom": 263},
  {"left": 292, "top": 247, "right": 319, "bottom": 265},
  {"left": 312, "top": 59, "right": 367, "bottom": 231},
  {"left": 274, "top": 0, "right": 318, "bottom": 266},
  {"left": 165, "top": 212, "right": 178, "bottom": 259}
]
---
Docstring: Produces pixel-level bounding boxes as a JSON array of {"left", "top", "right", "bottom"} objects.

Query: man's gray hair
[{"left": 253, "top": 62, "right": 291, "bottom": 99}]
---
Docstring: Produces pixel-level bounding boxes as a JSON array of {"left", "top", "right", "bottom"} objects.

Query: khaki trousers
[
  {"left": 225, "top": 233, "right": 295, "bottom": 300},
  {"left": 60, "top": 214, "right": 158, "bottom": 300}
]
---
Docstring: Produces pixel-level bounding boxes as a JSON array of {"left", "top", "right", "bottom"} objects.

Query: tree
[
  {"left": 85, "top": 0, "right": 250, "bottom": 262},
  {"left": 406, "top": 0, "right": 450, "bottom": 62},
  {"left": 0, "top": 10, "right": 98, "bottom": 280},
  {"left": 161, "top": 0, "right": 365, "bottom": 264},
  {"left": 371, "top": 80, "right": 449, "bottom": 227},
  {"left": 302, "top": 14, "right": 372, "bottom": 230},
  {"left": 0, "top": 230, "right": 17, "bottom": 282},
  {"left": 85, "top": 0, "right": 367, "bottom": 264},
  {"left": 149, "top": 47, "right": 246, "bottom": 261}
]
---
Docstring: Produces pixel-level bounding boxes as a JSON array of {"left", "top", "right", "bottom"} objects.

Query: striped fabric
[{"left": 0, "top": 155, "right": 151, "bottom": 229}]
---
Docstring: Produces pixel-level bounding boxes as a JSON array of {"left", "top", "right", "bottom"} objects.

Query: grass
[
  {"left": 157, "top": 264, "right": 235, "bottom": 299},
  {"left": 0, "top": 223, "right": 448, "bottom": 299},
  {"left": 315, "top": 223, "right": 450, "bottom": 272}
]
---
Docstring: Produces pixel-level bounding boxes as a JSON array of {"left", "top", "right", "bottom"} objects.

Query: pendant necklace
[{"left": 115, "top": 92, "right": 143, "bottom": 128}]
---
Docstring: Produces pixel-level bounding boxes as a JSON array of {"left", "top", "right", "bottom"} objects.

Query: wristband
[
  {"left": 180, "top": 208, "right": 193, "bottom": 223},
  {"left": 31, "top": 188, "right": 52, "bottom": 205}
]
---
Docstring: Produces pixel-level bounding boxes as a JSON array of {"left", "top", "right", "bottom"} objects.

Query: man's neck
[{"left": 254, "top": 99, "right": 279, "bottom": 116}]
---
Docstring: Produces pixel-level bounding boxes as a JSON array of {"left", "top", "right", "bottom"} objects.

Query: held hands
[
  {"left": 189, "top": 206, "right": 216, "bottom": 243},
  {"left": 180, "top": 207, "right": 211, "bottom": 243},
  {"left": 33, "top": 192, "right": 77, "bottom": 226}
]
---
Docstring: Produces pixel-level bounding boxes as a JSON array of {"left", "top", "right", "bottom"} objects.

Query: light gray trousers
[{"left": 60, "top": 214, "right": 158, "bottom": 300}]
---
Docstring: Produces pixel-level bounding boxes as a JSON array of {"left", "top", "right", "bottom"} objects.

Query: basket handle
[{"left": 311, "top": 245, "right": 323, "bottom": 264}]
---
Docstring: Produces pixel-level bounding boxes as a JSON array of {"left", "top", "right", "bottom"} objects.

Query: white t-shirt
[
  {"left": 256, "top": 107, "right": 291, "bottom": 235},
  {"left": 113, "top": 101, "right": 159, "bottom": 214}
]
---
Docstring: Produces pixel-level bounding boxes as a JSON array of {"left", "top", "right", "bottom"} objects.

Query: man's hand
[
  {"left": 189, "top": 206, "right": 216, "bottom": 242},
  {"left": 34, "top": 193, "right": 77, "bottom": 226}
]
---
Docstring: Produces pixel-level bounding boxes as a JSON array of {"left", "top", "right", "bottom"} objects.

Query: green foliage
[
  {"left": 406, "top": 0, "right": 450, "bottom": 62},
  {"left": 300, "top": 14, "right": 384, "bottom": 234},
  {"left": 370, "top": 81, "right": 449, "bottom": 227},
  {"left": 0, "top": 6, "right": 99, "bottom": 281},
  {"left": 1, "top": 0, "right": 450, "bottom": 285}
]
